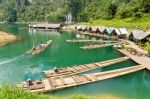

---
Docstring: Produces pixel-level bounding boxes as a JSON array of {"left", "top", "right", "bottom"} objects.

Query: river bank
[{"left": 0, "top": 30, "right": 20, "bottom": 46}]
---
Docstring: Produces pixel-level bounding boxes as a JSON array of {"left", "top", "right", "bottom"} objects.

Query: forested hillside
[
  {"left": 0, "top": 0, "right": 68, "bottom": 22},
  {"left": 0, "top": 0, "right": 150, "bottom": 22}
]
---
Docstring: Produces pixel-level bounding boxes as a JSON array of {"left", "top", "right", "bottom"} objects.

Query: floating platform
[
  {"left": 80, "top": 43, "right": 119, "bottom": 50},
  {"left": 118, "top": 49, "right": 150, "bottom": 70},
  {"left": 17, "top": 65, "right": 145, "bottom": 93},
  {"left": 26, "top": 40, "right": 52, "bottom": 55},
  {"left": 44, "top": 57, "right": 129, "bottom": 78},
  {"left": 66, "top": 40, "right": 118, "bottom": 43},
  {"left": 29, "top": 23, "right": 62, "bottom": 29}
]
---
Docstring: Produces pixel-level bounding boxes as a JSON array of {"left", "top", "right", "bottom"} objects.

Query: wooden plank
[
  {"left": 94, "top": 63, "right": 102, "bottom": 67},
  {"left": 60, "top": 77, "right": 67, "bottom": 85},
  {"left": 79, "top": 65, "right": 89, "bottom": 70},
  {"left": 82, "top": 75, "right": 92, "bottom": 81},
  {"left": 71, "top": 76, "right": 79, "bottom": 84},
  {"left": 72, "top": 66, "right": 81, "bottom": 71},
  {"left": 48, "top": 78, "right": 55, "bottom": 89},
  {"left": 88, "top": 75, "right": 98, "bottom": 81},
  {"left": 84, "top": 64, "right": 92, "bottom": 69}
]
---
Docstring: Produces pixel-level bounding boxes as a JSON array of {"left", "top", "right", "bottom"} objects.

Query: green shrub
[
  {"left": 132, "top": 12, "right": 143, "bottom": 18},
  {"left": 0, "top": 84, "right": 49, "bottom": 99}
]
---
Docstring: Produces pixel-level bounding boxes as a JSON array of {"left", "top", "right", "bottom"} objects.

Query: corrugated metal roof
[{"left": 131, "top": 30, "right": 150, "bottom": 40}]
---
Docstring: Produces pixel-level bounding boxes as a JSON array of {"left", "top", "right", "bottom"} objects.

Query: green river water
[{"left": 0, "top": 24, "right": 150, "bottom": 99}]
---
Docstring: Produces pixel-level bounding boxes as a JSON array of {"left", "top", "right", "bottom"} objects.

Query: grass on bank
[
  {"left": 0, "top": 84, "right": 49, "bottom": 99},
  {"left": 0, "top": 84, "right": 94, "bottom": 99},
  {"left": 80, "top": 13, "right": 150, "bottom": 29}
]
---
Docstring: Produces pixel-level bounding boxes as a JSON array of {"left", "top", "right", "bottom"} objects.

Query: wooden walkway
[
  {"left": 44, "top": 57, "right": 129, "bottom": 78},
  {"left": 66, "top": 40, "right": 118, "bottom": 43},
  {"left": 118, "top": 49, "right": 150, "bottom": 70},
  {"left": 80, "top": 43, "right": 119, "bottom": 50},
  {"left": 18, "top": 65, "right": 145, "bottom": 93}
]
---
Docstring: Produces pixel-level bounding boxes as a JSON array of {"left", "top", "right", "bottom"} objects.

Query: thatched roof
[
  {"left": 76, "top": 25, "right": 82, "bottom": 30},
  {"left": 131, "top": 30, "right": 150, "bottom": 40},
  {"left": 97, "top": 26, "right": 106, "bottom": 33},
  {"left": 81, "top": 26, "right": 88, "bottom": 31},
  {"left": 76, "top": 25, "right": 89, "bottom": 31},
  {"left": 90, "top": 26, "right": 98, "bottom": 32}
]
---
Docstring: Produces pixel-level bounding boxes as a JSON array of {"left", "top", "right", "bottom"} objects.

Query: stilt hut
[
  {"left": 118, "top": 28, "right": 128, "bottom": 38},
  {"left": 76, "top": 25, "right": 82, "bottom": 31},
  {"left": 129, "top": 30, "right": 150, "bottom": 43},
  {"left": 104, "top": 27, "right": 115, "bottom": 35},
  {"left": 81, "top": 26, "right": 89, "bottom": 32},
  {"left": 96, "top": 26, "right": 106, "bottom": 35},
  {"left": 111, "top": 28, "right": 121, "bottom": 37},
  {"left": 89, "top": 26, "right": 98, "bottom": 33}
]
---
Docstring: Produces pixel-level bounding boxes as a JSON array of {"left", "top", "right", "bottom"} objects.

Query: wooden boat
[
  {"left": 26, "top": 40, "right": 52, "bottom": 55},
  {"left": 17, "top": 65, "right": 145, "bottom": 93},
  {"left": 43, "top": 57, "right": 129, "bottom": 78}
]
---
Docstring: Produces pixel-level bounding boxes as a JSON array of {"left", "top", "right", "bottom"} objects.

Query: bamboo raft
[
  {"left": 17, "top": 65, "right": 145, "bottom": 93},
  {"left": 80, "top": 43, "right": 119, "bottom": 50},
  {"left": 44, "top": 57, "right": 129, "bottom": 78},
  {"left": 66, "top": 40, "right": 118, "bottom": 43},
  {"left": 26, "top": 40, "right": 52, "bottom": 55}
]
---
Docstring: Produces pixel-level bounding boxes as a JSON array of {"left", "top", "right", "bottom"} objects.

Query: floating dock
[
  {"left": 80, "top": 43, "right": 119, "bottom": 50},
  {"left": 44, "top": 57, "right": 129, "bottom": 78},
  {"left": 118, "top": 49, "right": 150, "bottom": 70},
  {"left": 66, "top": 40, "right": 118, "bottom": 43},
  {"left": 18, "top": 65, "right": 145, "bottom": 93},
  {"left": 29, "top": 23, "right": 62, "bottom": 29}
]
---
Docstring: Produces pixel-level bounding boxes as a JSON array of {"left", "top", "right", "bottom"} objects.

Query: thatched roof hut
[
  {"left": 97, "top": 26, "right": 106, "bottom": 33},
  {"left": 81, "top": 26, "right": 89, "bottom": 31},
  {"left": 104, "top": 27, "right": 115, "bottom": 35},
  {"left": 129, "top": 30, "right": 150, "bottom": 41},
  {"left": 119, "top": 28, "right": 128, "bottom": 35},
  {"left": 112, "top": 29, "right": 121, "bottom": 36},
  {"left": 76, "top": 25, "right": 90, "bottom": 31},
  {"left": 76, "top": 25, "right": 82, "bottom": 31},
  {"left": 111, "top": 28, "right": 128, "bottom": 38},
  {"left": 89, "top": 26, "right": 98, "bottom": 33}
]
